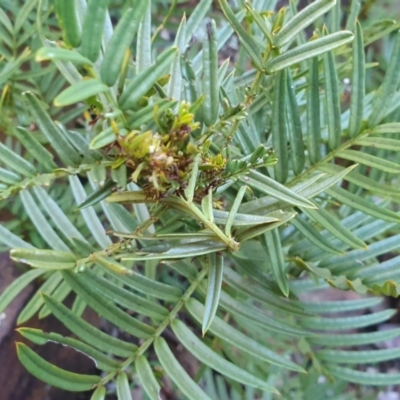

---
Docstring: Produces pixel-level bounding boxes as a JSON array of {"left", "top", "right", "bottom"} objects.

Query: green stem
[
  {"left": 99, "top": 262, "right": 208, "bottom": 385},
  {"left": 186, "top": 201, "right": 239, "bottom": 252},
  {"left": 0, "top": 162, "right": 115, "bottom": 201},
  {"left": 151, "top": 0, "right": 178, "bottom": 44},
  {"left": 287, "top": 135, "right": 362, "bottom": 187}
]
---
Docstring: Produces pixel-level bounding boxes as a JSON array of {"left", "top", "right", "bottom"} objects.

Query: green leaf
[
  {"left": 323, "top": 47, "right": 341, "bottom": 150},
  {"left": 0, "top": 269, "right": 46, "bottom": 314},
  {"left": 201, "top": 189, "right": 214, "bottom": 222},
  {"left": 90, "top": 386, "right": 106, "bottom": 400},
  {"left": 61, "top": 270, "right": 154, "bottom": 339},
  {"left": 107, "top": 203, "right": 138, "bottom": 233},
  {"left": 286, "top": 71, "right": 305, "bottom": 175},
  {"left": 0, "top": 223, "right": 34, "bottom": 249},
  {"left": 17, "top": 272, "right": 63, "bottom": 324},
  {"left": 10, "top": 248, "right": 76, "bottom": 263},
  {"left": 18, "top": 328, "right": 119, "bottom": 372},
  {"left": 307, "top": 57, "right": 322, "bottom": 164},
  {"left": 244, "top": 3, "right": 273, "bottom": 46},
  {"left": 187, "top": 298, "right": 305, "bottom": 372},
  {"left": 329, "top": 0, "right": 341, "bottom": 32},
  {"left": 61, "top": 126, "right": 102, "bottom": 163},
  {"left": 236, "top": 211, "right": 296, "bottom": 242},
  {"left": 310, "top": 327, "right": 400, "bottom": 347},
  {"left": 368, "top": 31, "right": 400, "bottom": 127},
  {"left": 224, "top": 185, "right": 248, "bottom": 235},
  {"left": 184, "top": 154, "right": 201, "bottom": 203},
  {"left": 319, "top": 163, "right": 400, "bottom": 197},
  {"left": 135, "top": 356, "right": 161, "bottom": 400},
  {"left": 235, "top": 120, "right": 259, "bottom": 154},
  {"left": 84, "top": 269, "right": 169, "bottom": 320},
  {"left": 262, "top": 229, "right": 289, "bottom": 296},
  {"left": 20, "top": 190, "right": 71, "bottom": 252},
  {"left": 167, "top": 261, "right": 199, "bottom": 283},
  {"left": 293, "top": 212, "right": 394, "bottom": 262},
  {"left": 154, "top": 337, "right": 213, "bottom": 400},
  {"left": 93, "top": 255, "right": 182, "bottom": 301},
  {"left": 17, "top": 343, "right": 100, "bottom": 391},
  {"left": 327, "top": 365, "right": 400, "bottom": 386},
  {"left": 275, "top": 0, "right": 336, "bottom": 46},
  {"left": 118, "top": 47, "right": 177, "bottom": 109},
  {"left": 337, "top": 149, "right": 400, "bottom": 173},
  {"left": 291, "top": 217, "right": 342, "bottom": 255},
  {"left": 172, "top": 319, "right": 279, "bottom": 393},
  {"left": 348, "top": 21, "right": 365, "bottom": 138},
  {"left": 77, "top": 179, "right": 115, "bottom": 210},
  {"left": 327, "top": 186, "right": 400, "bottom": 223},
  {"left": 36, "top": 46, "right": 93, "bottom": 65},
  {"left": 302, "top": 207, "right": 367, "bottom": 250},
  {"left": 54, "top": 0, "right": 81, "bottom": 47},
  {"left": 355, "top": 136, "right": 400, "bottom": 151},
  {"left": 39, "top": 280, "right": 71, "bottom": 318},
  {"left": 116, "top": 372, "right": 132, "bottom": 400},
  {"left": 240, "top": 170, "right": 315, "bottom": 212},
  {"left": 72, "top": 295, "right": 87, "bottom": 318},
  {"left": 100, "top": 3, "right": 148, "bottom": 86},
  {"left": 238, "top": 174, "right": 320, "bottom": 213},
  {"left": 120, "top": 240, "right": 227, "bottom": 261},
  {"left": 106, "top": 189, "right": 150, "bottom": 204},
  {"left": 223, "top": 267, "right": 308, "bottom": 316},
  {"left": 359, "top": 256, "right": 400, "bottom": 284},
  {"left": 0, "top": 7, "right": 13, "bottom": 33},
  {"left": 127, "top": 99, "right": 177, "bottom": 130},
  {"left": 69, "top": 175, "right": 112, "bottom": 248},
  {"left": 136, "top": 1, "right": 152, "bottom": 73},
  {"left": 271, "top": 69, "right": 289, "bottom": 183},
  {"left": 302, "top": 309, "right": 396, "bottom": 331},
  {"left": 24, "top": 92, "right": 82, "bottom": 166},
  {"left": 371, "top": 280, "right": 400, "bottom": 296},
  {"left": 218, "top": 290, "right": 309, "bottom": 337},
  {"left": 218, "top": 0, "right": 264, "bottom": 70},
  {"left": 11, "top": 260, "right": 75, "bottom": 270},
  {"left": 43, "top": 294, "right": 137, "bottom": 357},
  {"left": 370, "top": 123, "right": 400, "bottom": 135},
  {"left": 0, "top": 141, "right": 36, "bottom": 177},
  {"left": 32, "top": 186, "right": 88, "bottom": 244},
  {"left": 266, "top": 31, "right": 354, "bottom": 73},
  {"left": 202, "top": 19, "right": 219, "bottom": 126},
  {"left": 296, "top": 165, "right": 358, "bottom": 200},
  {"left": 80, "top": 0, "right": 110, "bottom": 62},
  {"left": 319, "top": 234, "right": 400, "bottom": 274},
  {"left": 318, "top": 347, "right": 400, "bottom": 364},
  {"left": 302, "top": 297, "right": 382, "bottom": 314},
  {"left": 0, "top": 167, "right": 20, "bottom": 184},
  {"left": 15, "top": 127, "right": 57, "bottom": 171},
  {"left": 166, "top": 17, "right": 184, "bottom": 93},
  {"left": 39, "top": 41, "right": 81, "bottom": 85},
  {"left": 202, "top": 253, "right": 224, "bottom": 334},
  {"left": 54, "top": 79, "right": 110, "bottom": 107},
  {"left": 186, "top": 0, "right": 213, "bottom": 43},
  {"left": 89, "top": 122, "right": 124, "bottom": 150}
]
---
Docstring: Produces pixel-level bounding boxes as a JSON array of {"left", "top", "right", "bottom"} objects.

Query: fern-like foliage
[{"left": 1, "top": 0, "right": 400, "bottom": 398}]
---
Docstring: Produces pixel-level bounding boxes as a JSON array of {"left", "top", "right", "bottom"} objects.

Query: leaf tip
[{"left": 15, "top": 341, "right": 24, "bottom": 351}]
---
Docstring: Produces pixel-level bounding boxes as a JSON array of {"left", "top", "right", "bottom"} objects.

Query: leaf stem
[
  {"left": 287, "top": 134, "right": 363, "bottom": 187},
  {"left": 99, "top": 262, "right": 208, "bottom": 385}
]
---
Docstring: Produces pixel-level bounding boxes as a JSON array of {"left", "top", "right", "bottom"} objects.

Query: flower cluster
[{"left": 115, "top": 102, "right": 203, "bottom": 198}]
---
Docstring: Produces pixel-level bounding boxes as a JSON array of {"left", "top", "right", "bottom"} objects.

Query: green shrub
[{"left": 1, "top": 0, "right": 400, "bottom": 398}]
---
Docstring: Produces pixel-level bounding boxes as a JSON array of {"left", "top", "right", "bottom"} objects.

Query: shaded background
[{"left": 2, "top": 0, "right": 400, "bottom": 399}]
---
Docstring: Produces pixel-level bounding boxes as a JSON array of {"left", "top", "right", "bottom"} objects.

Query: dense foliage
[{"left": 1, "top": 0, "right": 400, "bottom": 398}]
